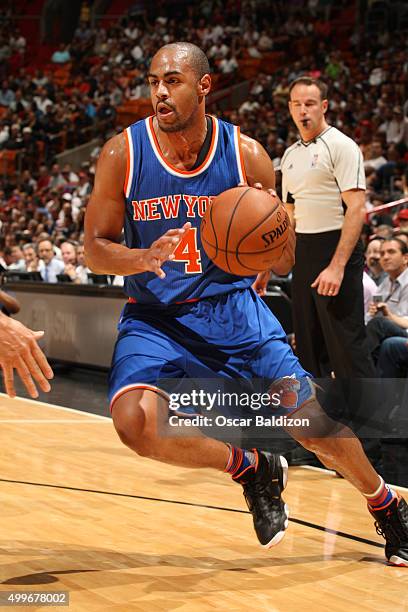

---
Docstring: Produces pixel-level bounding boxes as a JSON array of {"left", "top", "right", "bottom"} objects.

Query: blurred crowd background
[{"left": 0, "top": 0, "right": 407, "bottom": 283}]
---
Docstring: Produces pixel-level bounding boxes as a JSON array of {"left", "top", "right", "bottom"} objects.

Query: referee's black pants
[{"left": 292, "top": 230, "right": 375, "bottom": 378}]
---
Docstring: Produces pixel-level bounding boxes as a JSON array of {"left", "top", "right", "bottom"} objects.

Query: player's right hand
[
  {"left": 143, "top": 222, "right": 191, "bottom": 279},
  {"left": 0, "top": 315, "right": 54, "bottom": 399}
]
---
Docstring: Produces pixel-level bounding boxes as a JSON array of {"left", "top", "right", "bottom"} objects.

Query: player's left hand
[
  {"left": 311, "top": 264, "right": 344, "bottom": 296},
  {"left": 252, "top": 271, "right": 271, "bottom": 296}
]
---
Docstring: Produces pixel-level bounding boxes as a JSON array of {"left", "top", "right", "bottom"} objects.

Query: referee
[{"left": 281, "top": 77, "right": 375, "bottom": 378}]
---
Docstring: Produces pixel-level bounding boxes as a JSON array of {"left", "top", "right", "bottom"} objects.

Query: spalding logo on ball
[{"left": 201, "top": 186, "right": 290, "bottom": 276}]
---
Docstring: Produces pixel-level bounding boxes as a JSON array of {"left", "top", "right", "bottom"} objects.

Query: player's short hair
[
  {"left": 289, "top": 77, "right": 328, "bottom": 101},
  {"left": 154, "top": 42, "right": 210, "bottom": 79}
]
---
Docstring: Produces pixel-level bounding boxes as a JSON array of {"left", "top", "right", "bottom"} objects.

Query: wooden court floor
[{"left": 0, "top": 395, "right": 407, "bottom": 611}]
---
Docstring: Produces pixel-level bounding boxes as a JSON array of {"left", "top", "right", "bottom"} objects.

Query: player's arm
[
  {"left": 240, "top": 134, "right": 295, "bottom": 277},
  {"left": 84, "top": 133, "right": 188, "bottom": 278}
]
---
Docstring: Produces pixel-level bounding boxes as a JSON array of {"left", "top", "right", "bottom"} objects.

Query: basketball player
[
  {"left": 84, "top": 43, "right": 408, "bottom": 564},
  {"left": 0, "top": 312, "right": 53, "bottom": 398}
]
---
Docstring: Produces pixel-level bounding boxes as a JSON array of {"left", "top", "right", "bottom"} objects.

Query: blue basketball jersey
[{"left": 123, "top": 115, "right": 255, "bottom": 304}]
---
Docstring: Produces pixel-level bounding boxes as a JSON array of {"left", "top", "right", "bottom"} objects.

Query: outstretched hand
[
  {"left": 143, "top": 222, "right": 191, "bottom": 279},
  {"left": 0, "top": 315, "right": 54, "bottom": 398}
]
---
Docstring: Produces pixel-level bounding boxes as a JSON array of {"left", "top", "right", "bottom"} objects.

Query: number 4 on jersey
[{"left": 172, "top": 227, "right": 202, "bottom": 273}]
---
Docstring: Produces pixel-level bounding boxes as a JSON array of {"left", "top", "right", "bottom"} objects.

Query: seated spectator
[
  {"left": 219, "top": 53, "right": 238, "bottom": 75},
  {"left": 365, "top": 237, "right": 387, "bottom": 285},
  {"left": 38, "top": 239, "right": 65, "bottom": 283},
  {"left": 239, "top": 93, "right": 260, "bottom": 115},
  {"left": 374, "top": 224, "right": 394, "bottom": 240},
  {"left": 377, "top": 337, "right": 408, "bottom": 377},
  {"left": 394, "top": 230, "right": 408, "bottom": 246},
  {"left": 4, "top": 246, "right": 25, "bottom": 271},
  {"left": 76, "top": 171, "right": 91, "bottom": 198},
  {"left": 366, "top": 238, "right": 408, "bottom": 362},
  {"left": 396, "top": 209, "right": 408, "bottom": 231},
  {"left": 37, "top": 165, "right": 51, "bottom": 192},
  {"left": 51, "top": 44, "right": 71, "bottom": 64},
  {"left": 363, "top": 270, "right": 378, "bottom": 323},
  {"left": 61, "top": 164, "right": 79, "bottom": 185},
  {"left": 364, "top": 140, "right": 387, "bottom": 171},
  {"left": 60, "top": 240, "right": 78, "bottom": 281},
  {"left": 0, "top": 80, "right": 15, "bottom": 107},
  {"left": 75, "top": 243, "right": 90, "bottom": 284},
  {"left": 49, "top": 164, "right": 66, "bottom": 191},
  {"left": 22, "top": 243, "right": 40, "bottom": 272},
  {"left": 34, "top": 88, "right": 53, "bottom": 114}
]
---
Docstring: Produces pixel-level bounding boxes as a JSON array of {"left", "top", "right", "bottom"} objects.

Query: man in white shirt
[
  {"left": 366, "top": 238, "right": 408, "bottom": 361},
  {"left": 281, "top": 77, "right": 375, "bottom": 378},
  {"left": 38, "top": 239, "right": 64, "bottom": 283}
]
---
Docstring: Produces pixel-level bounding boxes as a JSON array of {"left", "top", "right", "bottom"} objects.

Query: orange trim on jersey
[
  {"left": 237, "top": 126, "right": 247, "bottom": 183},
  {"left": 110, "top": 383, "right": 170, "bottom": 412},
  {"left": 148, "top": 115, "right": 217, "bottom": 175},
  {"left": 123, "top": 128, "right": 131, "bottom": 197}
]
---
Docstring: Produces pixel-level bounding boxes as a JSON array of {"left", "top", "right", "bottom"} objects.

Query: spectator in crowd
[
  {"left": 363, "top": 270, "right": 378, "bottom": 323},
  {"left": 394, "top": 231, "right": 408, "bottom": 246},
  {"left": 374, "top": 224, "right": 394, "bottom": 239},
  {"left": 0, "top": 0, "right": 407, "bottom": 292},
  {"left": 61, "top": 164, "right": 79, "bottom": 185},
  {"left": 4, "top": 245, "right": 25, "bottom": 271},
  {"left": 379, "top": 106, "right": 408, "bottom": 148},
  {"left": 38, "top": 238, "right": 64, "bottom": 283},
  {"left": 365, "top": 237, "right": 387, "bottom": 285},
  {"left": 49, "top": 164, "right": 66, "bottom": 190},
  {"left": 76, "top": 171, "right": 92, "bottom": 198},
  {"left": 22, "top": 243, "right": 40, "bottom": 272},
  {"left": 75, "top": 243, "right": 90, "bottom": 284},
  {"left": 397, "top": 209, "right": 408, "bottom": 231},
  {"left": 377, "top": 337, "right": 408, "bottom": 377},
  {"left": 51, "top": 44, "right": 71, "bottom": 64},
  {"left": 0, "top": 79, "right": 15, "bottom": 106},
  {"left": 60, "top": 240, "right": 78, "bottom": 281},
  {"left": 366, "top": 238, "right": 408, "bottom": 362},
  {"left": 364, "top": 140, "right": 387, "bottom": 171}
]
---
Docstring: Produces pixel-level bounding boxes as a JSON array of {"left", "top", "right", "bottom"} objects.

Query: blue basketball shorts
[{"left": 109, "top": 288, "right": 314, "bottom": 413}]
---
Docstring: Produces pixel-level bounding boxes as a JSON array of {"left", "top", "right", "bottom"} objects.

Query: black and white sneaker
[
  {"left": 369, "top": 495, "right": 408, "bottom": 566},
  {"left": 235, "top": 450, "right": 289, "bottom": 548}
]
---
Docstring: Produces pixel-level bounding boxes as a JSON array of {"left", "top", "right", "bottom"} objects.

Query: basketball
[{"left": 201, "top": 186, "right": 290, "bottom": 276}]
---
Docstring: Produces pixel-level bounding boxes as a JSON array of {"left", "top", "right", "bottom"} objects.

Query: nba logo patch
[
  {"left": 311, "top": 154, "right": 319, "bottom": 168},
  {"left": 269, "top": 375, "right": 300, "bottom": 412}
]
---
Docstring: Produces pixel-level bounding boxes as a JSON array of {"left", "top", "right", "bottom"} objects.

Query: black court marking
[{"left": 0, "top": 477, "right": 383, "bottom": 550}]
